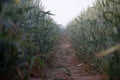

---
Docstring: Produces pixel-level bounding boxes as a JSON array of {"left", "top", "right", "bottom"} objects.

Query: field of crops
[
  {"left": 67, "top": 0, "right": 120, "bottom": 79},
  {"left": 0, "top": 0, "right": 61, "bottom": 79},
  {"left": 0, "top": 0, "right": 120, "bottom": 80}
]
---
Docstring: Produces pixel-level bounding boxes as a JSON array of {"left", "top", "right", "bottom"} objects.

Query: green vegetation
[
  {"left": 0, "top": 0, "right": 60, "bottom": 79},
  {"left": 0, "top": 0, "right": 120, "bottom": 80},
  {"left": 67, "top": 0, "right": 120, "bottom": 79}
]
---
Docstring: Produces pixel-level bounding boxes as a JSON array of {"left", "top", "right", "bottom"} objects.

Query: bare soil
[{"left": 46, "top": 33, "right": 101, "bottom": 80}]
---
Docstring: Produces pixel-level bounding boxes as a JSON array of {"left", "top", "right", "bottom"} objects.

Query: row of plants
[
  {"left": 0, "top": 0, "right": 60, "bottom": 80},
  {"left": 67, "top": 0, "right": 120, "bottom": 79}
]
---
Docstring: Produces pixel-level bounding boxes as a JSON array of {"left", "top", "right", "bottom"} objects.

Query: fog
[{"left": 41, "top": 0, "right": 96, "bottom": 27}]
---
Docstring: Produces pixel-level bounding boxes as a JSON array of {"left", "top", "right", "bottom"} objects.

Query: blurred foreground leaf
[{"left": 96, "top": 44, "right": 120, "bottom": 58}]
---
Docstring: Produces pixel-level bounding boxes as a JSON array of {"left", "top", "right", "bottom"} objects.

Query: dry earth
[
  {"left": 30, "top": 33, "right": 102, "bottom": 80},
  {"left": 46, "top": 33, "right": 101, "bottom": 80}
]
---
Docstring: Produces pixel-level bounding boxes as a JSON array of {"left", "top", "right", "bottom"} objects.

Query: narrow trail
[{"left": 47, "top": 32, "right": 101, "bottom": 80}]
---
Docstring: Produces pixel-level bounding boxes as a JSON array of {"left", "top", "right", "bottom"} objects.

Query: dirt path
[{"left": 46, "top": 33, "right": 101, "bottom": 80}]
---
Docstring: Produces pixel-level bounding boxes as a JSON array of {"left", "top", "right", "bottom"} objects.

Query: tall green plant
[
  {"left": 0, "top": 0, "right": 60, "bottom": 79},
  {"left": 67, "top": 0, "right": 120, "bottom": 79}
]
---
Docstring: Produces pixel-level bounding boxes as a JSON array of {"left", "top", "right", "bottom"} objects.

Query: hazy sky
[{"left": 41, "top": 0, "right": 96, "bottom": 26}]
